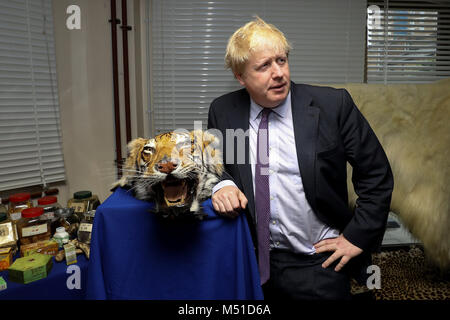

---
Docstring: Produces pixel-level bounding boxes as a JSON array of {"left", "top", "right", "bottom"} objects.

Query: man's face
[{"left": 236, "top": 47, "right": 291, "bottom": 108}]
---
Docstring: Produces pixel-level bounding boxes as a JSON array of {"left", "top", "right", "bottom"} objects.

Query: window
[
  {"left": 367, "top": 0, "right": 450, "bottom": 83},
  {"left": 0, "top": 0, "right": 65, "bottom": 191},
  {"left": 148, "top": 0, "right": 366, "bottom": 134}
]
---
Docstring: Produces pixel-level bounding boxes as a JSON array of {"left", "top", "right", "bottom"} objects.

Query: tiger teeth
[
  {"left": 162, "top": 181, "right": 188, "bottom": 206},
  {"left": 164, "top": 194, "right": 186, "bottom": 207}
]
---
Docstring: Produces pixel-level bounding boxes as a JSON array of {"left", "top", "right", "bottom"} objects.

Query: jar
[
  {"left": 77, "top": 210, "right": 95, "bottom": 244},
  {"left": 55, "top": 208, "right": 80, "bottom": 239},
  {"left": 37, "top": 196, "right": 61, "bottom": 236},
  {"left": 16, "top": 207, "right": 51, "bottom": 246},
  {"left": 8, "top": 193, "right": 33, "bottom": 222},
  {"left": 53, "top": 227, "right": 69, "bottom": 248},
  {"left": 67, "top": 191, "right": 100, "bottom": 220},
  {"left": 37, "top": 196, "right": 61, "bottom": 220}
]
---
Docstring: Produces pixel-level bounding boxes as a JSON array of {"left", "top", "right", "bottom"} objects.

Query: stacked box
[
  {"left": 0, "top": 247, "right": 12, "bottom": 271},
  {"left": 0, "top": 221, "right": 17, "bottom": 247},
  {"left": 8, "top": 253, "right": 53, "bottom": 284},
  {"left": 0, "top": 276, "right": 6, "bottom": 291},
  {"left": 20, "top": 239, "right": 59, "bottom": 257}
]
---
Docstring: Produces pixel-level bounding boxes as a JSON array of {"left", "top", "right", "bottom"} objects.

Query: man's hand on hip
[
  {"left": 212, "top": 186, "right": 247, "bottom": 218},
  {"left": 314, "top": 234, "right": 363, "bottom": 272}
]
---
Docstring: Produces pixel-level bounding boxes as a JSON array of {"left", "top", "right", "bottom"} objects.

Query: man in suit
[{"left": 207, "top": 17, "right": 394, "bottom": 299}]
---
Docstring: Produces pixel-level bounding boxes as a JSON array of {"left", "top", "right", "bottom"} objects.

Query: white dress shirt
[{"left": 213, "top": 92, "right": 339, "bottom": 254}]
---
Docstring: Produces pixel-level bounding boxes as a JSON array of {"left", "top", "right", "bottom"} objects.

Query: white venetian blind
[
  {"left": 367, "top": 0, "right": 450, "bottom": 83},
  {"left": 0, "top": 0, "right": 65, "bottom": 191},
  {"left": 149, "top": 0, "right": 366, "bottom": 134}
]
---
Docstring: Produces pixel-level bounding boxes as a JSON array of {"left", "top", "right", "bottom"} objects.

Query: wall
[{"left": 51, "top": 0, "right": 146, "bottom": 204}]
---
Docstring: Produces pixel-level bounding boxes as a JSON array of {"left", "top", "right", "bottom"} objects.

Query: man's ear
[{"left": 235, "top": 72, "right": 245, "bottom": 86}]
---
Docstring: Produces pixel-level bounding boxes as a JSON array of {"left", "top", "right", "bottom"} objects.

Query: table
[
  {"left": 86, "top": 187, "right": 263, "bottom": 300},
  {"left": 0, "top": 187, "right": 263, "bottom": 300},
  {"left": 0, "top": 251, "right": 89, "bottom": 300}
]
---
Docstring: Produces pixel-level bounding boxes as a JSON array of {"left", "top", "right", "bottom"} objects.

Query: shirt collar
[{"left": 250, "top": 91, "right": 291, "bottom": 121}]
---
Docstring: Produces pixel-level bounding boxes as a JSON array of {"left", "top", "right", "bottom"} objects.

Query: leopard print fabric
[{"left": 351, "top": 246, "right": 450, "bottom": 300}]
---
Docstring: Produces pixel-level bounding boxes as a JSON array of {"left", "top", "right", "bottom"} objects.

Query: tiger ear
[
  {"left": 188, "top": 130, "right": 219, "bottom": 150},
  {"left": 195, "top": 130, "right": 223, "bottom": 174},
  {"left": 189, "top": 130, "right": 202, "bottom": 145},
  {"left": 111, "top": 138, "right": 148, "bottom": 189},
  {"left": 201, "top": 131, "right": 218, "bottom": 149},
  {"left": 126, "top": 137, "right": 150, "bottom": 170}
]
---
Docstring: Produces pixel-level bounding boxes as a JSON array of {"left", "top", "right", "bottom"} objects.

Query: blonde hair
[{"left": 225, "top": 16, "right": 292, "bottom": 75}]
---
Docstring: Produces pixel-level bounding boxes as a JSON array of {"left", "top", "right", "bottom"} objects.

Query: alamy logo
[
  {"left": 367, "top": 5, "right": 381, "bottom": 29},
  {"left": 66, "top": 5, "right": 81, "bottom": 30},
  {"left": 66, "top": 265, "right": 81, "bottom": 290},
  {"left": 366, "top": 265, "right": 381, "bottom": 289}
]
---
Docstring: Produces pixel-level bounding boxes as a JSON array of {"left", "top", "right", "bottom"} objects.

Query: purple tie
[{"left": 255, "top": 108, "right": 271, "bottom": 285}]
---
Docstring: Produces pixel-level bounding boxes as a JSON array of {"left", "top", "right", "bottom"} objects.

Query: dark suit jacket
[{"left": 207, "top": 82, "right": 394, "bottom": 258}]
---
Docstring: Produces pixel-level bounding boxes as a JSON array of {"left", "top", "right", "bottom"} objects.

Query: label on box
[
  {"left": 10, "top": 212, "right": 21, "bottom": 221},
  {"left": 78, "top": 223, "right": 92, "bottom": 233},
  {"left": 64, "top": 243, "right": 77, "bottom": 265},
  {"left": 0, "top": 222, "right": 16, "bottom": 246},
  {"left": 0, "top": 247, "right": 13, "bottom": 271},
  {"left": 0, "top": 253, "right": 12, "bottom": 271},
  {"left": 0, "top": 247, "right": 11, "bottom": 255},
  {"left": 21, "top": 240, "right": 59, "bottom": 257},
  {"left": 0, "top": 225, "right": 9, "bottom": 237},
  {"left": 22, "top": 224, "right": 48, "bottom": 237},
  {"left": 42, "top": 212, "right": 55, "bottom": 219},
  {"left": 69, "top": 202, "right": 86, "bottom": 213}
]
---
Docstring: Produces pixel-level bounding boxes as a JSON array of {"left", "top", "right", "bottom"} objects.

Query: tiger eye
[{"left": 143, "top": 146, "right": 154, "bottom": 153}]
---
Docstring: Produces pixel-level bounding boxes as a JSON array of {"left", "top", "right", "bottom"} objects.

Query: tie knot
[{"left": 261, "top": 108, "right": 271, "bottom": 120}]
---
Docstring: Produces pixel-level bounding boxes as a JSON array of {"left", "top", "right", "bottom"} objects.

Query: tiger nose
[{"left": 156, "top": 161, "right": 178, "bottom": 174}]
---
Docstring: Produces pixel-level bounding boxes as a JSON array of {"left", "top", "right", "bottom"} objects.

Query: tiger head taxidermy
[{"left": 113, "top": 130, "right": 223, "bottom": 220}]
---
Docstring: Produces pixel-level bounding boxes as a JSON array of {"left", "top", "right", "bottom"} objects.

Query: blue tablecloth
[
  {"left": 86, "top": 187, "right": 263, "bottom": 300},
  {"left": 0, "top": 252, "right": 88, "bottom": 300}
]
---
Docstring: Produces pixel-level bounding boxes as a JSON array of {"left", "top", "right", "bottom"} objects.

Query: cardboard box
[
  {"left": 0, "top": 221, "right": 17, "bottom": 247},
  {"left": 8, "top": 253, "right": 53, "bottom": 284},
  {"left": 0, "top": 247, "right": 13, "bottom": 271},
  {"left": 63, "top": 243, "right": 77, "bottom": 265},
  {"left": 20, "top": 239, "right": 59, "bottom": 257}
]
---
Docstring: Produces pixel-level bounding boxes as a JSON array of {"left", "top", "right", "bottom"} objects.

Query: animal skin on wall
[{"left": 332, "top": 78, "right": 450, "bottom": 270}]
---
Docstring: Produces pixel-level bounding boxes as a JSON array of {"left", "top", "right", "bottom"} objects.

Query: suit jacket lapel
[
  {"left": 227, "top": 90, "right": 256, "bottom": 221},
  {"left": 291, "top": 83, "right": 319, "bottom": 211}
]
